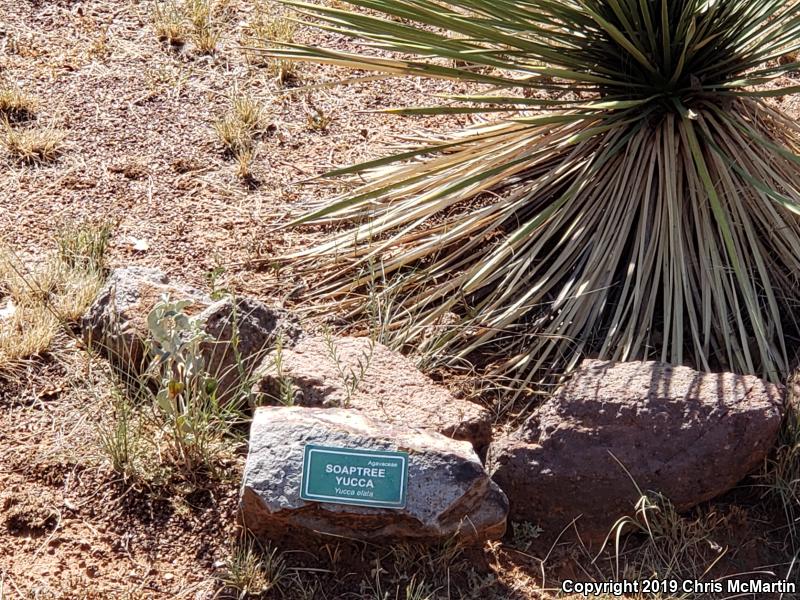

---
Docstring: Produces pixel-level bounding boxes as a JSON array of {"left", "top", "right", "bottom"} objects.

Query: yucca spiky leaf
[{"left": 265, "top": 0, "right": 800, "bottom": 395}]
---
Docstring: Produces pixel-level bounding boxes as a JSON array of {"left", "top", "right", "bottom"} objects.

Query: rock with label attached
[
  {"left": 489, "top": 360, "right": 785, "bottom": 547},
  {"left": 251, "top": 336, "right": 492, "bottom": 449},
  {"left": 240, "top": 406, "right": 508, "bottom": 545}
]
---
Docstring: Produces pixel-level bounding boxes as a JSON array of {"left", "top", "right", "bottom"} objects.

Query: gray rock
[
  {"left": 240, "top": 406, "right": 508, "bottom": 545},
  {"left": 198, "top": 297, "right": 302, "bottom": 404},
  {"left": 489, "top": 360, "right": 785, "bottom": 547},
  {"left": 80, "top": 268, "right": 302, "bottom": 404},
  {"left": 251, "top": 336, "right": 492, "bottom": 449},
  {"left": 80, "top": 267, "right": 209, "bottom": 372}
]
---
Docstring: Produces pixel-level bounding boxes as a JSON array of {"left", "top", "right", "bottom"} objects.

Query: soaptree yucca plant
[{"left": 267, "top": 0, "right": 800, "bottom": 395}]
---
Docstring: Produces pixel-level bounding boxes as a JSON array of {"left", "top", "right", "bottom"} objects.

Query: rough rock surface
[
  {"left": 197, "top": 297, "right": 302, "bottom": 403},
  {"left": 80, "top": 267, "right": 209, "bottom": 371},
  {"left": 81, "top": 268, "right": 302, "bottom": 403},
  {"left": 251, "top": 336, "right": 492, "bottom": 449},
  {"left": 490, "top": 360, "right": 785, "bottom": 546},
  {"left": 240, "top": 406, "right": 508, "bottom": 544}
]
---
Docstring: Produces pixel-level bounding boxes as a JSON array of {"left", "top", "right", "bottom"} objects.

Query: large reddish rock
[
  {"left": 251, "top": 336, "right": 492, "bottom": 449},
  {"left": 489, "top": 360, "right": 785, "bottom": 546}
]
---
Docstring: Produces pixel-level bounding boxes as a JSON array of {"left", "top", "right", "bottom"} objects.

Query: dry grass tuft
[
  {"left": 593, "top": 492, "right": 728, "bottom": 592},
  {"left": 52, "top": 264, "right": 107, "bottom": 322},
  {"left": 231, "top": 95, "right": 263, "bottom": 131},
  {"left": 0, "top": 222, "right": 111, "bottom": 374},
  {"left": 0, "top": 301, "right": 59, "bottom": 368},
  {"left": 184, "top": 0, "right": 220, "bottom": 54},
  {"left": 220, "top": 536, "right": 287, "bottom": 596},
  {"left": 191, "top": 24, "right": 220, "bottom": 55},
  {"left": 235, "top": 145, "right": 256, "bottom": 181},
  {"left": 213, "top": 113, "right": 247, "bottom": 155},
  {"left": 183, "top": 0, "right": 211, "bottom": 28},
  {"left": 241, "top": 2, "right": 298, "bottom": 83},
  {"left": 1, "top": 121, "right": 64, "bottom": 164},
  {"left": 0, "top": 87, "right": 36, "bottom": 123},
  {"left": 152, "top": 0, "right": 187, "bottom": 47},
  {"left": 56, "top": 220, "right": 112, "bottom": 273},
  {"left": 760, "top": 378, "right": 800, "bottom": 558},
  {"left": 152, "top": 0, "right": 222, "bottom": 53},
  {"left": 0, "top": 250, "right": 61, "bottom": 371},
  {"left": 213, "top": 94, "right": 265, "bottom": 181}
]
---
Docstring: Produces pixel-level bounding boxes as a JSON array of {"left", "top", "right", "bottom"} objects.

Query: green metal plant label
[{"left": 300, "top": 445, "right": 409, "bottom": 509}]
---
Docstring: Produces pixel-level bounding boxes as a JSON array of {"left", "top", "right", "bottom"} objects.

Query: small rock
[
  {"left": 489, "top": 360, "right": 785, "bottom": 547},
  {"left": 0, "top": 299, "right": 15, "bottom": 320},
  {"left": 251, "top": 336, "right": 492, "bottom": 449},
  {"left": 129, "top": 237, "right": 150, "bottom": 252},
  {"left": 240, "top": 406, "right": 508, "bottom": 545},
  {"left": 80, "top": 267, "right": 209, "bottom": 372},
  {"left": 81, "top": 268, "right": 302, "bottom": 404},
  {"left": 197, "top": 297, "right": 302, "bottom": 404}
]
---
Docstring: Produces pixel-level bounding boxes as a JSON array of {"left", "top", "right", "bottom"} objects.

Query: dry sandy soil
[{"left": 2, "top": 0, "right": 800, "bottom": 598}]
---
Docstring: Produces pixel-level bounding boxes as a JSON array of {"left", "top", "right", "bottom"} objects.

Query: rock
[
  {"left": 81, "top": 268, "right": 302, "bottom": 404},
  {"left": 489, "top": 360, "right": 785, "bottom": 546},
  {"left": 80, "top": 267, "right": 209, "bottom": 372},
  {"left": 197, "top": 297, "right": 302, "bottom": 404},
  {"left": 240, "top": 406, "right": 508, "bottom": 545},
  {"left": 251, "top": 336, "right": 492, "bottom": 449}
]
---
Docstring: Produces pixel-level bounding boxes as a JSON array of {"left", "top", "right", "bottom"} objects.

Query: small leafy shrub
[
  {"left": 205, "top": 264, "right": 230, "bottom": 301},
  {"left": 322, "top": 328, "right": 375, "bottom": 408},
  {"left": 510, "top": 521, "right": 542, "bottom": 552},
  {"left": 269, "top": 333, "right": 297, "bottom": 406},
  {"left": 95, "top": 293, "right": 261, "bottom": 484},
  {"left": 145, "top": 296, "right": 235, "bottom": 478}
]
